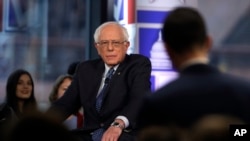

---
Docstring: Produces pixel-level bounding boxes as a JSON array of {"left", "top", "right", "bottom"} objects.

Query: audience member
[
  {"left": 188, "top": 114, "right": 245, "bottom": 141},
  {"left": 67, "top": 61, "right": 85, "bottom": 127},
  {"left": 47, "top": 21, "right": 152, "bottom": 141},
  {"left": 49, "top": 74, "right": 83, "bottom": 129},
  {"left": 137, "top": 6, "right": 250, "bottom": 131},
  {"left": 136, "top": 125, "right": 184, "bottom": 141},
  {"left": 4, "top": 111, "right": 80, "bottom": 141},
  {"left": 0, "top": 69, "right": 38, "bottom": 140}
]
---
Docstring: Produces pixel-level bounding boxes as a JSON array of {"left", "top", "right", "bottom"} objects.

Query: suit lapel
[
  {"left": 90, "top": 61, "right": 105, "bottom": 114},
  {"left": 98, "top": 55, "right": 130, "bottom": 114}
]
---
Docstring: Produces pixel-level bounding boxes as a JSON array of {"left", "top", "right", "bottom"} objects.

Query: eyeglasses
[{"left": 96, "top": 40, "right": 127, "bottom": 48}]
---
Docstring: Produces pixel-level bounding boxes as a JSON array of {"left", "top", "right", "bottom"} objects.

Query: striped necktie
[
  {"left": 92, "top": 68, "right": 115, "bottom": 141},
  {"left": 95, "top": 67, "right": 115, "bottom": 112}
]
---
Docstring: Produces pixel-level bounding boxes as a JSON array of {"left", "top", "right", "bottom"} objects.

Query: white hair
[{"left": 93, "top": 21, "right": 129, "bottom": 42}]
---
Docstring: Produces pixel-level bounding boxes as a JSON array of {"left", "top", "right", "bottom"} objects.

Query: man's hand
[
  {"left": 101, "top": 126, "right": 122, "bottom": 141},
  {"left": 101, "top": 119, "right": 125, "bottom": 141}
]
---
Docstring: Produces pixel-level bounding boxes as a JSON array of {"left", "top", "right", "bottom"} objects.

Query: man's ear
[
  {"left": 94, "top": 43, "right": 101, "bottom": 55},
  {"left": 164, "top": 43, "right": 179, "bottom": 70},
  {"left": 205, "top": 36, "right": 213, "bottom": 51},
  {"left": 125, "top": 41, "right": 130, "bottom": 50},
  {"left": 164, "top": 43, "right": 173, "bottom": 58},
  {"left": 94, "top": 43, "right": 98, "bottom": 49}
]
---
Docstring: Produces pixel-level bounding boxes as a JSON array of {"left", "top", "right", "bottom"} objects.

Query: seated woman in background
[
  {"left": 0, "top": 69, "right": 38, "bottom": 140},
  {"left": 49, "top": 74, "right": 83, "bottom": 130},
  {"left": 1, "top": 69, "right": 38, "bottom": 118}
]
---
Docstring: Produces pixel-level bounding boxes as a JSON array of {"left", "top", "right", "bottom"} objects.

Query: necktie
[
  {"left": 95, "top": 67, "right": 115, "bottom": 112},
  {"left": 92, "top": 68, "right": 114, "bottom": 141}
]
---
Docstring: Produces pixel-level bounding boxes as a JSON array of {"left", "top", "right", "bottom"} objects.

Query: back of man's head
[{"left": 162, "top": 7, "right": 207, "bottom": 53}]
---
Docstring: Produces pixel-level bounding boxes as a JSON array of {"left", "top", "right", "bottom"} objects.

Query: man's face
[{"left": 95, "top": 25, "right": 129, "bottom": 67}]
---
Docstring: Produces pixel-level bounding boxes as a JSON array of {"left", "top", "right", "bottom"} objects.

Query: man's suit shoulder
[
  {"left": 129, "top": 54, "right": 148, "bottom": 59},
  {"left": 76, "top": 58, "right": 103, "bottom": 72},
  {"left": 77, "top": 54, "right": 151, "bottom": 70},
  {"left": 127, "top": 54, "right": 150, "bottom": 62}
]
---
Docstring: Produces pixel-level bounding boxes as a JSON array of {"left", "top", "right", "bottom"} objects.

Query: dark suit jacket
[
  {"left": 137, "top": 64, "right": 250, "bottom": 129},
  {"left": 49, "top": 54, "right": 152, "bottom": 133}
]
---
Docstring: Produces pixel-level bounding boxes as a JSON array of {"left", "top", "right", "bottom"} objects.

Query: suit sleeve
[
  {"left": 46, "top": 73, "right": 82, "bottom": 122},
  {"left": 121, "top": 55, "right": 152, "bottom": 129}
]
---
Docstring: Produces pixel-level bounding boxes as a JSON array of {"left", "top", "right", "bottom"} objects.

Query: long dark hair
[{"left": 6, "top": 69, "right": 37, "bottom": 117}]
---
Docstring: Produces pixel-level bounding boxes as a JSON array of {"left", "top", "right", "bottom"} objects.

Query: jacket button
[{"left": 100, "top": 123, "right": 104, "bottom": 127}]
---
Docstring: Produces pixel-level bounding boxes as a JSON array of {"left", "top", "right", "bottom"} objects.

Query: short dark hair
[
  {"left": 162, "top": 7, "right": 207, "bottom": 53},
  {"left": 67, "top": 61, "right": 80, "bottom": 75}
]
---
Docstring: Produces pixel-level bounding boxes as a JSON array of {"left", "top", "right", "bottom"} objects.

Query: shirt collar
[
  {"left": 179, "top": 57, "right": 209, "bottom": 70},
  {"left": 104, "top": 64, "right": 119, "bottom": 74}
]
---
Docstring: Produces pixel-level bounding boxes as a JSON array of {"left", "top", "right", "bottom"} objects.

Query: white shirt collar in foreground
[
  {"left": 104, "top": 64, "right": 119, "bottom": 75},
  {"left": 180, "top": 57, "right": 209, "bottom": 70}
]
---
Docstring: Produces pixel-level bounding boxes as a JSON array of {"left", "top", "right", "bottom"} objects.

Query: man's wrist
[
  {"left": 116, "top": 116, "right": 129, "bottom": 128},
  {"left": 110, "top": 121, "right": 125, "bottom": 130}
]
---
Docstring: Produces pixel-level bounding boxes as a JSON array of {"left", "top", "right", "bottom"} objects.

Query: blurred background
[{"left": 0, "top": 0, "right": 249, "bottom": 110}]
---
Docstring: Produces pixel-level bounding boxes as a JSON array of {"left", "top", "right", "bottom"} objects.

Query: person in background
[
  {"left": 49, "top": 74, "right": 83, "bottom": 129},
  {"left": 188, "top": 114, "right": 245, "bottom": 141},
  {"left": 67, "top": 61, "right": 84, "bottom": 128},
  {"left": 47, "top": 21, "right": 152, "bottom": 141},
  {"left": 0, "top": 69, "right": 38, "bottom": 140},
  {"left": 137, "top": 6, "right": 250, "bottom": 131},
  {"left": 4, "top": 111, "right": 80, "bottom": 141},
  {"left": 67, "top": 61, "right": 81, "bottom": 75},
  {"left": 136, "top": 125, "right": 184, "bottom": 141}
]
